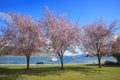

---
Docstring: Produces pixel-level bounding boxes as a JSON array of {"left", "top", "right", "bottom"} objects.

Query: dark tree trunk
[
  {"left": 97, "top": 54, "right": 101, "bottom": 68},
  {"left": 98, "top": 58, "right": 101, "bottom": 68},
  {"left": 26, "top": 57, "right": 30, "bottom": 69},
  {"left": 60, "top": 55, "right": 64, "bottom": 69},
  {"left": 58, "top": 52, "right": 64, "bottom": 69}
]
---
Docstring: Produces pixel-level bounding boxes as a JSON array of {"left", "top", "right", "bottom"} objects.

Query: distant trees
[
  {"left": 6, "top": 12, "right": 43, "bottom": 69},
  {"left": 39, "top": 8, "right": 81, "bottom": 69},
  {"left": 82, "top": 20, "right": 117, "bottom": 68},
  {"left": 111, "top": 35, "right": 120, "bottom": 64}
]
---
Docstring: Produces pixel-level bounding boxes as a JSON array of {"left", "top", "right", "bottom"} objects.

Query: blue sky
[{"left": 0, "top": 0, "right": 120, "bottom": 26}]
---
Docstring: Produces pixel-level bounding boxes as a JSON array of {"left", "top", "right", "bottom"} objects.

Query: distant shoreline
[
  {"left": 0, "top": 63, "right": 96, "bottom": 65},
  {"left": 0, "top": 56, "right": 117, "bottom": 64}
]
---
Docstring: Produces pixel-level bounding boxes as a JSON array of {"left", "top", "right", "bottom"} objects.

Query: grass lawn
[{"left": 0, "top": 64, "right": 120, "bottom": 80}]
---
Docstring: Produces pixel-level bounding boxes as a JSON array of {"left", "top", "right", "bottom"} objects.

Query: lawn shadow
[
  {"left": 86, "top": 63, "right": 120, "bottom": 67},
  {"left": 0, "top": 64, "right": 102, "bottom": 80},
  {"left": 0, "top": 66, "right": 64, "bottom": 80},
  {"left": 102, "top": 64, "right": 120, "bottom": 67},
  {"left": 0, "top": 68, "right": 22, "bottom": 80}
]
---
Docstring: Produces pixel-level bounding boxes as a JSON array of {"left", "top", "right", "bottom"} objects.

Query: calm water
[{"left": 0, "top": 55, "right": 117, "bottom": 64}]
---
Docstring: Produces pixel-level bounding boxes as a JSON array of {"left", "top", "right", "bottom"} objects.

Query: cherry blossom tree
[
  {"left": 39, "top": 8, "right": 81, "bottom": 69},
  {"left": 7, "top": 12, "right": 42, "bottom": 69},
  {"left": 82, "top": 20, "right": 117, "bottom": 68},
  {"left": 0, "top": 26, "right": 12, "bottom": 55},
  {"left": 0, "top": 13, "right": 14, "bottom": 55}
]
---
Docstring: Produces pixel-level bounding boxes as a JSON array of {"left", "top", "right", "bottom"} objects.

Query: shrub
[{"left": 104, "top": 60, "right": 116, "bottom": 65}]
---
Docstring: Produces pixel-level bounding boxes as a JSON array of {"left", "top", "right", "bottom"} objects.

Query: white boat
[{"left": 50, "top": 57, "right": 58, "bottom": 61}]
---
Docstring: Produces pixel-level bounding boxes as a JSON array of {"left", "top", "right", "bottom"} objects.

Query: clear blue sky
[{"left": 0, "top": 0, "right": 120, "bottom": 26}]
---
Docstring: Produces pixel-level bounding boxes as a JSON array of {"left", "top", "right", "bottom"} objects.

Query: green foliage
[
  {"left": 0, "top": 64, "right": 120, "bottom": 80},
  {"left": 113, "top": 54, "right": 120, "bottom": 64},
  {"left": 112, "top": 35, "right": 120, "bottom": 64},
  {"left": 104, "top": 60, "right": 117, "bottom": 65}
]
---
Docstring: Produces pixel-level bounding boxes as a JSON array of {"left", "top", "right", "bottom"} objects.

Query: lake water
[{"left": 0, "top": 55, "right": 117, "bottom": 64}]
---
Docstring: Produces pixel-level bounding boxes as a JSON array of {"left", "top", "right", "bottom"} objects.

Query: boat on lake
[{"left": 50, "top": 57, "right": 58, "bottom": 61}]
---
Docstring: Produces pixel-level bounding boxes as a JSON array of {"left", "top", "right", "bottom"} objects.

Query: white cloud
[{"left": 64, "top": 50, "right": 83, "bottom": 56}]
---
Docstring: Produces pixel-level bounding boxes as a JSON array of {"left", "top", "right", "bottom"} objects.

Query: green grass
[{"left": 0, "top": 64, "right": 120, "bottom": 80}]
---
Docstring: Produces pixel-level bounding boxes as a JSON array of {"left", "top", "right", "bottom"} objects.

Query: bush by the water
[{"left": 104, "top": 60, "right": 118, "bottom": 65}]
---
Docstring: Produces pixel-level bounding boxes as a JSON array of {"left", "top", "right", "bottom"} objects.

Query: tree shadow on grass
[
  {"left": 86, "top": 64, "right": 120, "bottom": 67},
  {"left": 102, "top": 64, "right": 120, "bottom": 67},
  {"left": 0, "top": 75, "right": 19, "bottom": 80},
  {"left": 0, "top": 65, "right": 102, "bottom": 80}
]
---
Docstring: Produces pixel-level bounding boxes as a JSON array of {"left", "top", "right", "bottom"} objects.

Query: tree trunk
[
  {"left": 97, "top": 53, "right": 101, "bottom": 68},
  {"left": 60, "top": 55, "right": 64, "bottom": 69},
  {"left": 96, "top": 52, "right": 102, "bottom": 68},
  {"left": 26, "top": 57, "right": 30, "bottom": 69},
  {"left": 98, "top": 58, "right": 101, "bottom": 68},
  {"left": 58, "top": 52, "right": 64, "bottom": 69}
]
